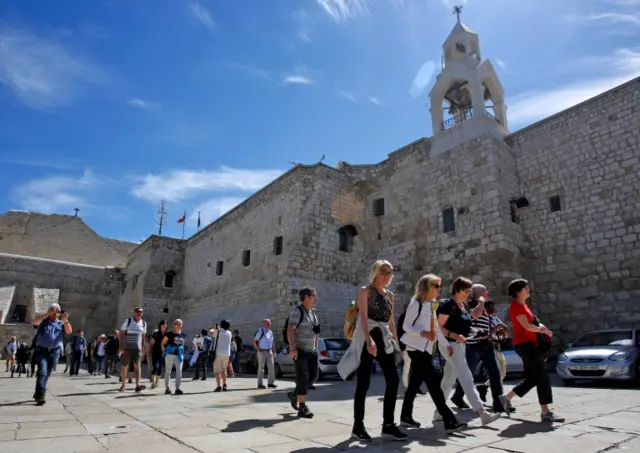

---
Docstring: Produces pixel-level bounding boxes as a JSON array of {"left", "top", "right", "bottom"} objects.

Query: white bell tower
[{"left": 429, "top": 6, "right": 509, "bottom": 156}]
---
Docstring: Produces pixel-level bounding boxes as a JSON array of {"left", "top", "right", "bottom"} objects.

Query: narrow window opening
[
  {"left": 164, "top": 270, "right": 176, "bottom": 288},
  {"left": 11, "top": 304, "right": 27, "bottom": 323},
  {"left": 273, "top": 236, "right": 283, "bottom": 255},
  {"left": 373, "top": 198, "right": 385, "bottom": 217},
  {"left": 549, "top": 195, "right": 562, "bottom": 213},
  {"left": 242, "top": 250, "right": 251, "bottom": 267},
  {"left": 216, "top": 261, "right": 224, "bottom": 276},
  {"left": 442, "top": 207, "right": 456, "bottom": 233},
  {"left": 338, "top": 225, "right": 358, "bottom": 252}
]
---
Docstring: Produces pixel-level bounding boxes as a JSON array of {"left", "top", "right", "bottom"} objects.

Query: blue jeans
[
  {"left": 231, "top": 352, "right": 239, "bottom": 373},
  {"left": 452, "top": 340, "right": 503, "bottom": 407},
  {"left": 35, "top": 347, "right": 61, "bottom": 397},
  {"left": 94, "top": 356, "right": 105, "bottom": 373},
  {"left": 71, "top": 351, "right": 84, "bottom": 375}
]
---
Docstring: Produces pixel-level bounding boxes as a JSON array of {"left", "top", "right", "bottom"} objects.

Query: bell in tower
[{"left": 428, "top": 5, "right": 509, "bottom": 156}]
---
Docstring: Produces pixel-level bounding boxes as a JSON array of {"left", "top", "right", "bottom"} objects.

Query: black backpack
[
  {"left": 282, "top": 305, "right": 304, "bottom": 345},
  {"left": 397, "top": 301, "right": 424, "bottom": 351}
]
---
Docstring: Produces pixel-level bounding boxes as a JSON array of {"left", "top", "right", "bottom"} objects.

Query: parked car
[
  {"left": 501, "top": 339, "right": 524, "bottom": 376},
  {"left": 237, "top": 344, "right": 261, "bottom": 374},
  {"left": 556, "top": 329, "right": 640, "bottom": 386},
  {"left": 274, "top": 337, "right": 350, "bottom": 380}
]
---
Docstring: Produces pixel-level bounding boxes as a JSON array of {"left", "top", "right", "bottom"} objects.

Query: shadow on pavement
[{"left": 220, "top": 413, "right": 297, "bottom": 433}]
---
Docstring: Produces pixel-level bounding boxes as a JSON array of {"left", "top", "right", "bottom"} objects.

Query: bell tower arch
[{"left": 429, "top": 6, "right": 509, "bottom": 156}]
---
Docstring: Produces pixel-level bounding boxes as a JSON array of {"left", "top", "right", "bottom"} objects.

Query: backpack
[
  {"left": 533, "top": 316, "right": 551, "bottom": 360},
  {"left": 397, "top": 301, "right": 424, "bottom": 351},
  {"left": 344, "top": 302, "right": 359, "bottom": 340},
  {"left": 126, "top": 317, "right": 147, "bottom": 332},
  {"left": 282, "top": 305, "right": 305, "bottom": 345}
]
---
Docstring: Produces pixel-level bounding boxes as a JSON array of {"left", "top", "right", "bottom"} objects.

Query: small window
[
  {"left": 242, "top": 250, "right": 251, "bottom": 267},
  {"left": 132, "top": 274, "right": 139, "bottom": 290},
  {"left": 373, "top": 198, "right": 385, "bottom": 217},
  {"left": 338, "top": 225, "right": 358, "bottom": 252},
  {"left": 11, "top": 305, "right": 27, "bottom": 323},
  {"left": 549, "top": 195, "right": 562, "bottom": 213},
  {"left": 442, "top": 207, "right": 455, "bottom": 233},
  {"left": 215, "top": 261, "right": 224, "bottom": 276},
  {"left": 273, "top": 236, "right": 283, "bottom": 255},
  {"left": 510, "top": 203, "right": 520, "bottom": 224},
  {"left": 164, "top": 270, "right": 176, "bottom": 288},
  {"left": 377, "top": 232, "right": 382, "bottom": 240}
]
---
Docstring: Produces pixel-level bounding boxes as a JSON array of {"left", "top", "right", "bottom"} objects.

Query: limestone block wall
[
  {"left": 0, "top": 253, "right": 120, "bottom": 340},
  {"left": 117, "top": 240, "right": 152, "bottom": 325},
  {"left": 0, "top": 284, "right": 16, "bottom": 324},
  {"left": 33, "top": 288, "right": 60, "bottom": 319},
  {"left": 0, "top": 211, "right": 136, "bottom": 266},
  {"left": 508, "top": 76, "right": 640, "bottom": 343},
  {"left": 179, "top": 166, "right": 315, "bottom": 341}
]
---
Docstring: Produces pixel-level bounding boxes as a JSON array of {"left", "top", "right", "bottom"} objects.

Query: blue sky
[{"left": 1, "top": 0, "right": 638, "bottom": 243}]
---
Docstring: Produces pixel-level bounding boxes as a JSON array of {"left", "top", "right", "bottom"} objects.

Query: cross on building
[
  {"left": 73, "top": 208, "right": 80, "bottom": 217},
  {"left": 453, "top": 5, "right": 463, "bottom": 22}
]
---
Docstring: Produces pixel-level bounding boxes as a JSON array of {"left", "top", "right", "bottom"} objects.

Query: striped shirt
[{"left": 466, "top": 313, "right": 491, "bottom": 345}]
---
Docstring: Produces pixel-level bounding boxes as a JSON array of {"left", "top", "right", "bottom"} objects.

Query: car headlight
[
  {"left": 557, "top": 353, "right": 569, "bottom": 362},
  {"left": 609, "top": 351, "right": 630, "bottom": 361}
]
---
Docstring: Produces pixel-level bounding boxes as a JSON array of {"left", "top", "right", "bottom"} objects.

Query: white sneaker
[
  {"left": 433, "top": 410, "right": 443, "bottom": 422},
  {"left": 480, "top": 412, "right": 500, "bottom": 426}
]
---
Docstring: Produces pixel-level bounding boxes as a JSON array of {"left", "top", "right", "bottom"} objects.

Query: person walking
[
  {"left": 194, "top": 329, "right": 212, "bottom": 381},
  {"left": 231, "top": 330, "right": 243, "bottom": 373},
  {"left": 436, "top": 277, "right": 500, "bottom": 426},
  {"left": 252, "top": 320, "right": 277, "bottom": 389},
  {"left": 212, "top": 320, "right": 232, "bottom": 392},
  {"left": 286, "top": 287, "right": 321, "bottom": 419},
  {"left": 500, "top": 279, "right": 565, "bottom": 423},
  {"left": 31, "top": 303, "right": 72, "bottom": 405},
  {"left": 338, "top": 260, "right": 407, "bottom": 442},
  {"left": 94, "top": 335, "right": 106, "bottom": 375},
  {"left": 70, "top": 329, "right": 86, "bottom": 376},
  {"left": 104, "top": 330, "right": 119, "bottom": 379},
  {"left": 5, "top": 336, "right": 17, "bottom": 373},
  {"left": 148, "top": 321, "right": 167, "bottom": 389},
  {"left": 400, "top": 274, "right": 467, "bottom": 434},
  {"left": 162, "top": 319, "right": 186, "bottom": 395},
  {"left": 119, "top": 307, "right": 147, "bottom": 392}
]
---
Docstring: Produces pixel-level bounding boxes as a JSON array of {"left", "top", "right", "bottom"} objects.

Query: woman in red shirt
[{"left": 500, "top": 279, "right": 564, "bottom": 423}]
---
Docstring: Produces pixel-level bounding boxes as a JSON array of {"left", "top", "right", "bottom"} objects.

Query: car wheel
[
  {"left": 563, "top": 379, "right": 575, "bottom": 387},
  {"left": 274, "top": 363, "right": 283, "bottom": 378}
]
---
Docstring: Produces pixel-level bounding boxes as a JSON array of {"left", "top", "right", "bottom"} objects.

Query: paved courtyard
[{"left": 1, "top": 370, "right": 639, "bottom": 453}]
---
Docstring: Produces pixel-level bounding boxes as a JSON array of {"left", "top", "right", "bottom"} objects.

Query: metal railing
[{"left": 440, "top": 108, "right": 501, "bottom": 131}]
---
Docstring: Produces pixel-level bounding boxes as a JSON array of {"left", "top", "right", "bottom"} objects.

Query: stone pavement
[{"left": 1, "top": 370, "right": 639, "bottom": 453}]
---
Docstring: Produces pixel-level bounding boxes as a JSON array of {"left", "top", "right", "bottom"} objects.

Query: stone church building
[{"left": 1, "top": 21, "right": 639, "bottom": 348}]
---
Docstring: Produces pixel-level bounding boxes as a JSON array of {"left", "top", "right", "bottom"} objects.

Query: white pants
[
  {"left": 164, "top": 354, "right": 182, "bottom": 390},
  {"left": 496, "top": 350, "right": 507, "bottom": 382},
  {"left": 257, "top": 350, "right": 275, "bottom": 386},
  {"left": 438, "top": 341, "right": 483, "bottom": 410},
  {"left": 402, "top": 350, "right": 411, "bottom": 389}
]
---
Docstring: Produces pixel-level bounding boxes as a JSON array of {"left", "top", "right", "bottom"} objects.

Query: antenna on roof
[{"left": 319, "top": 154, "right": 326, "bottom": 163}]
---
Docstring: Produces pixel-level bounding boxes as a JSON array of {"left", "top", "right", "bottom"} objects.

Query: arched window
[
  {"left": 338, "top": 225, "right": 358, "bottom": 252},
  {"left": 164, "top": 270, "right": 176, "bottom": 288}
]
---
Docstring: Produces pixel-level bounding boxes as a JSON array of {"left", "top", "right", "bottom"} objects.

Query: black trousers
[
  {"left": 105, "top": 354, "right": 118, "bottom": 377},
  {"left": 294, "top": 349, "right": 319, "bottom": 396},
  {"left": 452, "top": 340, "right": 503, "bottom": 407},
  {"left": 513, "top": 341, "right": 553, "bottom": 405},
  {"left": 194, "top": 352, "right": 208, "bottom": 378},
  {"left": 354, "top": 327, "right": 398, "bottom": 426},
  {"left": 401, "top": 349, "right": 456, "bottom": 423}
]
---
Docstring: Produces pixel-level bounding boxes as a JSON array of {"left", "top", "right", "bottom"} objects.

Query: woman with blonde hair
[
  {"left": 399, "top": 274, "right": 466, "bottom": 433},
  {"left": 339, "top": 260, "right": 407, "bottom": 442},
  {"left": 162, "top": 319, "right": 186, "bottom": 395}
]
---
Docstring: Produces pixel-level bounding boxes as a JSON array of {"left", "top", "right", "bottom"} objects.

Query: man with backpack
[
  {"left": 252, "top": 319, "right": 277, "bottom": 389},
  {"left": 286, "top": 287, "right": 320, "bottom": 419},
  {"left": 104, "top": 330, "right": 119, "bottom": 378},
  {"left": 118, "top": 307, "right": 147, "bottom": 392},
  {"left": 4, "top": 336, "right": 17, "bottom": 373}
]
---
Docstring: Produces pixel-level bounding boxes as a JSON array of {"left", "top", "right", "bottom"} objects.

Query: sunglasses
[
  {"left": 380, "top": 269, "right": 394, "bottom": 276},
  {"left": 431, "top": 284, "right": 441, "bottom": 289}
]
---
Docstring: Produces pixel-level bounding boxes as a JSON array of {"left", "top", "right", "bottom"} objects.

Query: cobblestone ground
[{"left": 1, "top": 370, "right": 639, "bottom": 452}]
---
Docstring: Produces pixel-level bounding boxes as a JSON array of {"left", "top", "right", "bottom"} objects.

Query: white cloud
[
  {"left": 128, "top": 97, "right": 160, "bottom": 111},
  {"left": 584, "top": 12, "right": 640, "bottom": 25},
  {"left": 0, "top": 158, "right": 75, "bottom": 170},
  {"left": 294, "top": 9, "right": 313, "bottom": 42},
  {"left": 495, "top": 59, "right": 508, "bottom": 69},
  {"left": 338, "top": 90, "right": 357, "bottom": 103},
  {"left": 369, "top": 96, "right": 382, "bottom": 106},
  {"left": 190, "top": 196, "right": 246, "bottom": 225},
  {"left": 0, "top": 28, "right": 107, "bottom": 110},
  {"left": 283, "top": 64, "right": 314, "bottom": 85},
  {"left": 508, "top": 49, "right": 640, "bottom": 127},
  {"left": 10, "top": 170, "right": 102, "bottom": 213},
  {"left": 316, "top": 0, "right": 370, "bottom": 22},
  {"left": 131, "top": 166, "right": 283, "bottom": 204},
  {"left": 189, "top": 2, "right": 215, "bottom": 29}
]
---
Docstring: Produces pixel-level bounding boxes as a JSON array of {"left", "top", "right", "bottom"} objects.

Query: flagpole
[{"left": 182, "top": 210, "right": 186, "bottom": 239}]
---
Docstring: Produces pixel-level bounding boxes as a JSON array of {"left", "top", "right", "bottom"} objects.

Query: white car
[{"left": 274, "top": 337, "right": 350, "bottom": 380}]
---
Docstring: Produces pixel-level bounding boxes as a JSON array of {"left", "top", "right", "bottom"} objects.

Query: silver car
[
  {"left": 556, "top": 329, "right": 640, "bottom": 386},
  {"left": 274, "top": 337, "right": 350, "bottom": 380}
]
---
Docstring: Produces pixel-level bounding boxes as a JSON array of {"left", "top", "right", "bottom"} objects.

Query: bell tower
[{"left": 429, "top": 6, "right": 509, "bottom": 156}]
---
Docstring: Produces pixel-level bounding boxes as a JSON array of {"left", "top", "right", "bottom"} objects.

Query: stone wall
[
  {"left": 507, "top": 76, "right": 640, "bottom": 344},
  {"left": 0, "top": 211, "right": 136, "bottom": 266},
  {"left": 179, "top": 166, "right": 316, "bottom": 341},
  {"left": 0, "top": 253, "right": 120, "bottom": 341}
]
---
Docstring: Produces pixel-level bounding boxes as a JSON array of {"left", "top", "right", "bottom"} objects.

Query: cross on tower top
[
  {"left": 453, "top": 5, "right": 463, "bottom": 22},
  {"left": 73, "top": 208, "right": 80, "bottom": 217}
]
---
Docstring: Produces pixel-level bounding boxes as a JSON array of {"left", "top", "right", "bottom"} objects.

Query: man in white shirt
[
  {"left": 252, "top": 319, "right": 277, "bottom": 389},
  {"left": 118, "top": 307, "right": 147, "bottom": 392},
  {"left": 5, "top": 336, "right": 17, "bottom": 372}
]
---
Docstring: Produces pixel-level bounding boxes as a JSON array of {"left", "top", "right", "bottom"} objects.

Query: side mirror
[{"left": 566, "top": 343, "right": 573, "bottom": 349}]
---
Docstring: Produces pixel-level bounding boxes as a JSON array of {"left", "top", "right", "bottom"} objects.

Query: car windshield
[
  {"left": 324, "top": 339, "right": 350, "bottom": 350},
  {"left": 572, "top": 331, "right": 633, "bottom": 348}
]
